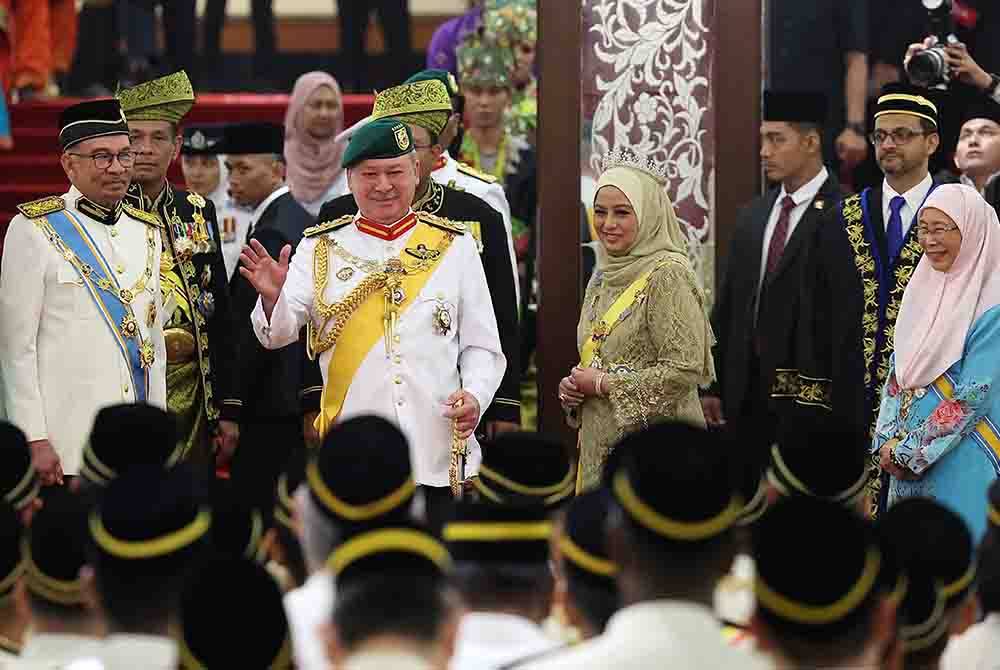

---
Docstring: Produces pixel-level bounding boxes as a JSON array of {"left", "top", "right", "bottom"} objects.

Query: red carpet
[{"left": 0, "top": 93, "right": 374, "bottom": 255}]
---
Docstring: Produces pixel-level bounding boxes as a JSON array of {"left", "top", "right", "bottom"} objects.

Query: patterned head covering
[
  {"left": 371, "top": 79, "right": 453, "bottom": 138},
  {"left": 457, "top": 38, "right": 515, "bottom": 88},
  {"left": 483, "top": 0, "right": 537, "bottom": 46},
  {"left": 117, "top": 70, "right": 195, "bottom": 124}
]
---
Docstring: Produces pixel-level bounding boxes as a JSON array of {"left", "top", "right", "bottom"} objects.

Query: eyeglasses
[
  {"left": 68, "top": 150, "right": 135, "bottom": 170},
  {"left": 869, "top": 128, "right": 928, "bottom": 146},
  {"left": 916, "top": 224, "right": 959, "bottom": 240}
]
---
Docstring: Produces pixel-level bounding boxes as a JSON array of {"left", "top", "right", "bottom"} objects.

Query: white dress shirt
[
  {"left": 0, "top": 187, "right": 167, "bottom": 474},
  {"left": 283, "top": 571, "right": 334, "bottom": 670},
  {"left": 758, "top": 166, "right": 829, "bottom": 291},
  {"left": 941, "top": 612, "right": 1000, "bottom": 670},
  {"left": 11, "top": 633, "right": 101, "bottom": 669},
  {"left": 450, "top": 612, "right": 560, "bottom": 670},
  {"left": 433, "top": 152, "right": 519, "bottom": 305},
  {"left": 882, "top": 172, "right": 934, "bottom": 238},
  {"left": 93, "top": 634, "right": 176, "bottom": 670},
  {"left": 522, "top": 601, "right": 774, "bottom": 670},
  {"left": 207, "top": 181, "right": 252, "bottom": 280},
  {"left": 252, "top": 212, "right": 505, "bottom": 487}
]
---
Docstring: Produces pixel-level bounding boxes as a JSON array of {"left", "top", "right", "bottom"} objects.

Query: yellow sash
[
  {"left": 316, "top": 222, "right": 452, "bottom": 436},
  {"left": 579, "top": 261, "right": 665, "bottom": 368}
]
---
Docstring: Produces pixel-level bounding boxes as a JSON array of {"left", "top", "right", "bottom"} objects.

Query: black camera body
[{"left": 906, "top": 0, "right": 959, "bottom": 88}]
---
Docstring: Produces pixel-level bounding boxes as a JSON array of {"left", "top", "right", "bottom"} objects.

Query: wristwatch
[{"left": 845, "top": 121, "right": 866, "bottom": 136}]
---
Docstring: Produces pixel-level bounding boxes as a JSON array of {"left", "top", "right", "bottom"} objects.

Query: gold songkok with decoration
[
  {"left": 118, "top": 70, "right": 196, "bottom": 124},
  {"left": 371, "top": 79, "right": 453, "bottom": 137}
]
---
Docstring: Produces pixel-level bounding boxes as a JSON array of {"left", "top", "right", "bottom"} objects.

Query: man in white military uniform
[
  {"left": 0, "top": 99, "right": 166, "bottom": 486},
  {"left": 243, "top": 117, "right": 504, "bottom": 526}
]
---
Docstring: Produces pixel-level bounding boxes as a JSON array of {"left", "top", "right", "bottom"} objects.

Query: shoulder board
[
  {"left": 304, "top": 214, "right": 354, "bottom": 238},
  {"left": 16, "top": 196, "right": 65, "bottom": 219},
  {"left": 456, "top": 162, "right": 498, "bottom": 184},
  {"left": 416, "top": 211, "right": 466, "bottom": 235},
  {"left": 122, "top": 203, "right": 163, "bottom": 228}
]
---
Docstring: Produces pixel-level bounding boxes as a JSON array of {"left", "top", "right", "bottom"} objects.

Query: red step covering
[{"left": 0, "top": 93, "right": 375, "bottom": 256}]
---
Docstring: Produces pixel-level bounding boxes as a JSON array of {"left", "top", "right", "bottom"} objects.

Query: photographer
[{"left": 904, "top": 36, "right": 1000, "bottom": 101}]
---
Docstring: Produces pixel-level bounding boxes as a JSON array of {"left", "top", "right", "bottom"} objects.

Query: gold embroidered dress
[{"left": 571, "top": 151, "right": 716, "bottom": 491}]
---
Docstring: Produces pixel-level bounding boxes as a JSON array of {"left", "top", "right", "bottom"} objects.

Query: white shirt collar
[
  {"left": 883, "top": 171, "right": 933, "bottom": 214},
  {"left": 251, "top": 185, "right": 290, "bottom": 224},
  {"left": 21, "top": 632, "right": 102, "bottom": 659},
  {"left": 779, "top": 166, "right": 829, "bottom": 207}
]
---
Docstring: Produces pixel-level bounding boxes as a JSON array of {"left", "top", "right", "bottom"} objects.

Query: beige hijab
[{"left": 593, "top": 166, "right": 691, "bottom": 289}]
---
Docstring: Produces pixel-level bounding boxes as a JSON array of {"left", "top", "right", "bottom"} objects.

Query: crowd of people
[{"left": 1, "top": 0, "right": 1000, "bottom": 667}]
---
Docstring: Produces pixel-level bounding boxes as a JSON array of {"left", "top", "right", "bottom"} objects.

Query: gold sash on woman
[
  {"left": 315, "top": 222, "right": 453, "bottom": 436},
  {"left": 579, "top": 260, "right": 667, "bottom": 368}
]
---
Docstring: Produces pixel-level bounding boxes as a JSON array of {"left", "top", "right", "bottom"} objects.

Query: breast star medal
[
  {"left": 146, "top": 301, "right": 157, "bottom": 328},
  {"left": 336, "top": 267, "right": 355, "bottom": 281},
  {"left": 433, "top": 302, "right": 452, "bottom": 336}
]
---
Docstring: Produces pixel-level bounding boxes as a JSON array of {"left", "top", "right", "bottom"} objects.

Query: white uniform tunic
[
  {"left": 0, "top": 187, "right": 167, "bottom": 474},
  {"left": 252, "top": 212, "right": 505, "bottom": 486}
]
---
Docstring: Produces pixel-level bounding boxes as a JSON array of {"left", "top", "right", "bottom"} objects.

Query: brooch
[
  {"left": 336, "top": 267, "right": 355, "bottom": 281},
  {"left": 433, "top": 302, "right": 452, "bottom": 336},
  {"left": 813, "top": 198, "right": 826, "bottom": 210},
  {"left": 146, "top": 301, "right": 157, "bottom": 328},
  {"left": 391, "top": 287, "right": 406, "bottom": 305},
  {"left": 120, "top": 314, "right": 139, "bottom": 340},
  {"left": 187, "top": 193, "right": 206, "bottom": 208},
  {"left": 196, "top": 292, "right": 216, "bottom": 319},
  {"left": 174, "top": 237, "right": 196, "bottom": 262},
  {"left": 405, "top": 244, "right": 441, "bottom": 261}
]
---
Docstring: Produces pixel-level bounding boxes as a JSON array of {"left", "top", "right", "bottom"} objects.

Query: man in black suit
[
  {"left": 703, "top": 91, "right": 838, "bottom": 446},
  {"left": 220, "top": 122, "right": 313, "bottom": 505},
  {"left": 300, "top": 78, "right": 520, "bottom": 443}
]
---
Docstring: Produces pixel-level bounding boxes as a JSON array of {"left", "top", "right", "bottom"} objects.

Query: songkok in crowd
[
  {"left": 58, "top": 98, "right": 129, "bottom": 151},
  {"left": 89, "top": 464, "right": 210, "bottom": 579},
  {"left": 81, "top": 403, "right": 181, "bottom": 487},
  {"left": 483, "top": 0, "right": 537, "bottom": 47},
  {"left": 117, "top": 70, "right": 195, "bottom": 123},
  {"left": 342, "top": 118, "right": 414, "bottom": 169},
  {"left": 557, "top": 490, "right": 619, "bottom": 632},
  {"left": 405, "top": 68, "right": 461, "bottom": 97},
  {"left": 182, "top": 123, "right": 225, "bottom": 155},
  {"left": 180, "top": 556, "right": 292, "bottom": 669},
  {"left": 879, "top": 498, "right": 976, "bottom": 613},
  {"left": 765, "top": 427, "right": 869, "bottom": 509},
  {"left": 210, "top": 485, "right": 271, "bottom": 564},
  {"left": 610, "top": 422, "right": 742, "bottom": 548},
  {"left": 0, "top": 422, "right": 40, "bottom": 516},
  {"left": 762, "top": 89, "right": 828, "bottom": 126},
  {"left": 473, "top": 431, "right": 574, "bottom": 508},
  {"left": 370, "top": 79, "right": 454, "bottom": 139},
  {"left": 751, "top": 498, "right": 903, "bottom": 665},
  {"left": 0, "top": 504, "right": 23, "bottom": 607},
  {"left": 307, "top": 415, "right": 414, "bottom": 527},
  {"left": 215, "top": 121, "right": 285, "bottom": 156},
  {"left": 444, "top": 500, "right": 551, "bottom": 567},
  {"left": 961, "top": 96, "right": 1000, "bottom": 127},
  {"left": 457, "top": 39, "right": 515, "bottom": 88},
  {"left": 23, "top": 487, "right": 88, "bottom": 608},
  {"left": 874, "top": 84, "right": 940, "bottom": 128},
  {"left": 329, "top": 521, "right": 451, "bottom": 588}
]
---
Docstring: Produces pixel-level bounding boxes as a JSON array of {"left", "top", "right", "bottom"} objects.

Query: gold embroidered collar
[{"left": 76, "top": 196, "right": 123, "bottom": 226}]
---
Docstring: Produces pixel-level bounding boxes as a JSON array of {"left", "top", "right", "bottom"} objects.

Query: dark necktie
[
  {"left": 765, "top": 195, "right": 796, "bottom": 276},
  {"left": 887, "top": 195, "right": 907, "bottom": 262}
]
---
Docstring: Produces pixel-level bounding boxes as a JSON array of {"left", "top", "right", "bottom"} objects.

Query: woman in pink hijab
[
  {"left": 873, "top": 183, "right": 1000, "bottom": 539},
  {"left": 284, "top": 71, "right": 348, "bottom": 217}
]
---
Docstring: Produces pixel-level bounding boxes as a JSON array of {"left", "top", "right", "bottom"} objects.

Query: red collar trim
[{"left": 356, "top": 211, "right": 418, "bottom": 241}]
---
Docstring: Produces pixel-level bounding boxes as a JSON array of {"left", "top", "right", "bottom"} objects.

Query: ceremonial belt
[
  {"left": 931, "top": 373, "right": 1000, "bottom": 474},
  {"left": 39, "top": 210, "right": 149, "bottom": 401},
  {"left": 579, "top": 260, "right": 666, "bottom": 368},
  {"left": 316, "top": 222, "right": 452, "bottom": 437}
]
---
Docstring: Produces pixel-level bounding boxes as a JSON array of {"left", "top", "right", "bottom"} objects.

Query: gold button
[
  {"left": 394, "top": 376, "right": 402, "bottom": 385},
  {"left": 393, "top": 335, "right": 400, "bottom": 344},
  {"left": 397, "top": 399, "right": 404, "bottom": 407},
  {"left": 110, "top": 227, "right": 119, "bottom": 237},
  {"left": 123, "top": 384, "right": 130, "bottom": 394},
  {"left": 115, "top": 263, "right": 125, "bottom": 274},
  {"left": 393, "top": 355, "right": 401, "bottom": 364}
]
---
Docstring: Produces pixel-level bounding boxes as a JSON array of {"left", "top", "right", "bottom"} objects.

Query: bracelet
[{"left": 595, "top": 372, "right": 607, "bottom": 397}]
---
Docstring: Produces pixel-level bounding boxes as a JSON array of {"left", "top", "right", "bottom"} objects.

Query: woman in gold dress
[{"left": 559, "top": 149, "right": 716, "bottom": 492}]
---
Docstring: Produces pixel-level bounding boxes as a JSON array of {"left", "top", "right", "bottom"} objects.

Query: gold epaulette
[
  {"left": 416, "top": 211, "right": 466, "bottom": 235},
  {"left": 304, "top": 214, "right": 354, "bottom": 238},
  {"left": 456, "top": 162, "right": 498, "bottom": 184},
  {"left": 122, "top": 203, "right": 163, "bottom": 228},
  {"left": 16, "top": 196, "right": 65, "bottom": 219}
]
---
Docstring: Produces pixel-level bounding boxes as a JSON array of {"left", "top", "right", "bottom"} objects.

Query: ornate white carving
[{"left": 583, "top": 0, "right": 715, "bottom": 293}]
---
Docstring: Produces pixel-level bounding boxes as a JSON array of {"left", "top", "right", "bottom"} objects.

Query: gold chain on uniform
[{"left": 307, "top": 235, "right": 454, "bottom": 358}]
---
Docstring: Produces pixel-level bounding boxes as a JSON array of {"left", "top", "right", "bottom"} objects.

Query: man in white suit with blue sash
[{"left": 0, "top": 99, "right": 166, "bottom": 486}]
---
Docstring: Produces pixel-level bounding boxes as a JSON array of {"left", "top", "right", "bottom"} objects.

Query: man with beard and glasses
[
  {"left": 118, "top": 71, "right": 240, "bottom": 474},
  {"left": 0, "top": 99, "right": 167, "bottom": 488},
  {"left": 797, "top": 85, "right": 942, "bottom": 516}
]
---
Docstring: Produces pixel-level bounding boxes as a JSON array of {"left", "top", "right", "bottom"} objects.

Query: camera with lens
[{"left": 906, "top": 0, "right": 960, "bottom": 88}]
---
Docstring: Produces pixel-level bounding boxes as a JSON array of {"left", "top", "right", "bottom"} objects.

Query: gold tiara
[{"left": 600, "top": 147, "right": 668, "bottom": 185}]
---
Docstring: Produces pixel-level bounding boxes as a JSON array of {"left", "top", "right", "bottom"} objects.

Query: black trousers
[
  {"left": 419, "top": 485, "right": 455, "bottom": 534},
  {"left": 203, "top": 0, "right": 276, "bottom": 78},
  {"left": 230, "top": 416, "right": 304, "bottom": 508},
  {"left": 338, "top": 0, "right": 412, "bottom": 91}
]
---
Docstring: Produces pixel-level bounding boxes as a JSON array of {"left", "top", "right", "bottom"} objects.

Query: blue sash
[{"left": 44, "top": 210, "right": 148, "bottom": 402}]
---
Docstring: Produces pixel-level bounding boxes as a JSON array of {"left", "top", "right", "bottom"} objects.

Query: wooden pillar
[
  {"left": 535, "top": 0, "right": 581, "bottom": 444},
  {"left": 713, "top": 0, "right": 763, "bottom": 283}
]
